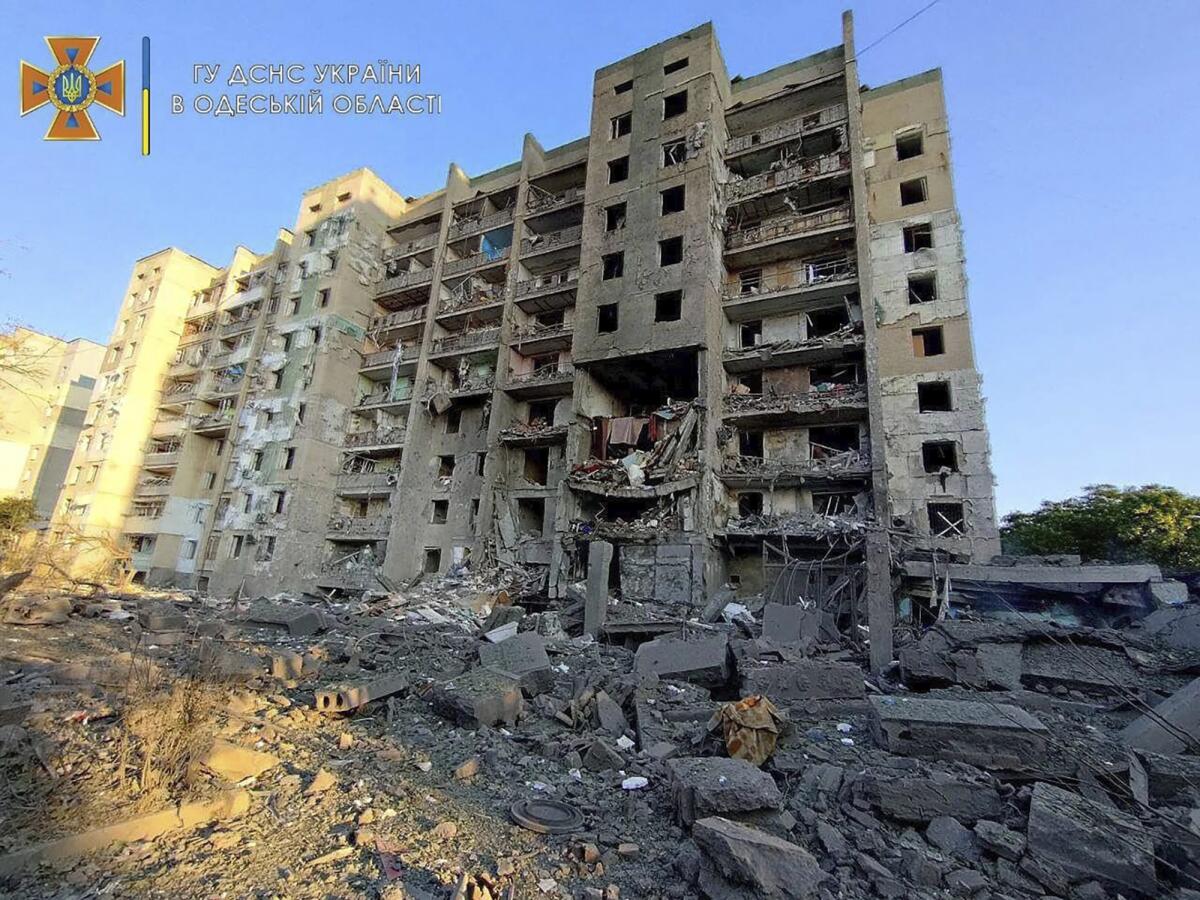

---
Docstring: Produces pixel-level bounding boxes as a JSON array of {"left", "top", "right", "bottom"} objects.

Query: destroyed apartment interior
[{"left": 1, "top": 12, "right": 1199, "bottom": 900}]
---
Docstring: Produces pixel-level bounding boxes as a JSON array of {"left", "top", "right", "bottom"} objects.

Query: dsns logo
[{"left": 20, "top": 37, "right": 124, "bottom": 140}]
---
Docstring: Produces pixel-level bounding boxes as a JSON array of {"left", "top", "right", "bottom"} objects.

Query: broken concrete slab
[
  {"left": 594, "top": 690, "right": 629, "bottom": 736},
  {"left": 200, "top": 740, "right": 280, "bottom": 782},
  {"left": 860, "top": 769, "right": 1002, "bottom": 824},
  {"left": 1025, "top": 781, "right": 1157, "bottom": 898},
  {"left": 668, "top": 756, "right": 782, "bottom": 826},
  {"left": 761, "top": 603, "right": 814, "bottom": 644},
  {"left": 271, "top": 650, "right": 304, "bottom": 680},
  {"left": 584, "top": 541, "right": 612, "bottom": 637},
  {"left": 425, "top": 667, "right": 522, "bottom": 729},
  {"left": 633, "top": 633, "right": 729, "bottom": 690},
  {"left": 138, "top": 607, "right": 188, "bottom": 632},
  {"left": 315, "top": 674, "right": 408, "bottom": 713},
  {"left": 868, "top": 695, "right": 1048, "bottom": 771},
  {"left": 692, "top": 816, "right": 823, "bottom": 899},
  {"left": 972, "top": 819, "right": 1024, "bottom": 861},
  {"left": 4, "top": 595, "right": 72, "bottom": 626},
  {"left": 1119, "top": 675, "right": 1200, "bottom": 755},
  {"left": 1137, "top": 604, "right": 1200, "bottom": 650},
  {"left": 478, "top": 632, "right": 553, "bottom": 696},
  {"left": 244, "top": 601, "right": 326, "bottom": 637},
  {"left": 925, "top": 816, "right": 979, "bottom": 861},
  {"left": 739, "top": 660, "right": 864, "bottom": 703}
]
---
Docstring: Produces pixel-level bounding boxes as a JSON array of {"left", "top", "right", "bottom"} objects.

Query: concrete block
[
  {"left": 594, "top": 690, "right": 629, "bottom": 736},
  {"left": 667, "top": 756, "right": 782, "bottom": 827},
  {"left": 739, "top": 660, "right": 864, "bottom": 703},
  {"left": 861, "top": 770, "right": 1001, "bottom": 824},
  {"left": 271, "top": 651, "right": 304, "bottom": 680},
  {"left": 692, "top": 816, "right": 823, "bottom": 899},
  {"left": 138, "top": 607, "right": 188, "bottom": 632},
  {"left": 245, "top": 602, "right": 325, "bottom": 637},
  {"left": 634, "top": 634, "right": 730, "bottom": 690},
  {"left": 200, "top": 740, "right": 279, "bottom": 782},
  {"left": 1119, "top": 675, "right": 1200, "bottom": 755},
  {"left": 973, "top": 820, "right": 1024, "bottom": 861},
  {"left": 1026, "top": 781, "right": 1157, "bottom": 897},
  {"left": 585, "top": 541, "right": 613, "bottom": 637},
  {"left": 478, "top": 632, "right": 553, "bottom": 696},
  {"left": 315, "top": 674, "right": 407, "bottom": 713},
  {"left": 868, "top": 695, "right": 1048, "bottom": 771},
  {"left": 1147, "top": 579, "right": 1188, "bottom": 606},
  {"left": 426, "top": 667, "right": 522, "bottom": 729},
  {"left": 760, "top": 603, "right": 814, "bottom": 644}
]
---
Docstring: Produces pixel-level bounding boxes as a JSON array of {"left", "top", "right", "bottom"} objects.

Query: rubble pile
[{"left": 0, "top": 567, "right": 1198, "bottom": 899}]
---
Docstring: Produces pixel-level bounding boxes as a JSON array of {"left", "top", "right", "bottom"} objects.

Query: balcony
[
  {"left": 725, "top": 151, "right": 851, "bottom": 205},
  {"left": 723, "top": 256, "right": 857, "bottom": 322},
  {"left": 135, "top": 476, "right": 174, "bottom": 497},
  {"left": 448, "top": 207, "right": 514, "bottom": 241},
  {"left": 361, "top": 344, "right": 420, "bottom": 376},
  {"left": 220, "top": 310, "right": 261, "bottom": 337},
  {"left": 429, "top": 373, "right": 495, "bottom": 401},
  {"left": 429, "top": 327, "right": 501, "bottom": 359},
  {"left": 526, "top": 185, "right": 584, "bottom": 217},
  {"left": 191, "top": 409, "right": 236, "bottom": 434},
  {"left": 375, "top": 267, "right": 434, "bottom": 300},
  {"left": 720, "top": 510, "right": 868, "bottom": 541},
  {"left": 383, "top": 233, "right": 439, "bottom": 261},
  {"left": 343, "top": 426, "right": 406, "bottom": 451},
  {"left": 726, "top": 102, "right": 848, "bottom": 157},
  {"left": 502, "top": 364, "right": 575, "bottom": 399},
  {"left": 335, "top": 470, "right": 399, "bottom": 493},
  {"left": 521, "top": 224, "right": 583, "bottom": 259},
  {"left": 356, "top": 385, "right": 413, "bottom": 410},
  {"left": 722, "top": 328, "right": 865, "bottom": 373},
  {"left": 369, "top": 306, "right": 427, "bottom": 334},
  {"left": 724, "top": 204, "right": 853, "bottom": 256},
  {"left": 169, "top": 350, "right": 209, "bottom": 376},
  {"left": 179, "top": 320, "right": 216, "bottom": 345},
  {"left": 202, "top": 375, "right": 244, "bottom": 398},
  {"left": 718, "top": 451, "right": 871, "bottom": 488},
  {"left": 158, "top": 382, "right": 197, "bottom": 407},
  {"left": 509, "top": 320, "right": 573, "bottom": 354},
  {"left": 316, "top": 562, "right": 384, "bottom": 591},
  {"left": 498, "top": 423, "right": 568, "bottom": 447},
  {"left": 143, "top": 444, "right": 181, "bottom": 469},
  {"left": 722, "top": 384, "right": 868, "bottom": 427},
  {"left": 436, "top": 284, "right": 507, "bottom": 329},
  {"left": 326, "top": 513, "right": 392, "bottom": 540},
  {"left": 442, "top": 251, "right": 506, "bottom": 278},
  {"left": 514, "top": 269, "right": 578, "bottom": 312}
]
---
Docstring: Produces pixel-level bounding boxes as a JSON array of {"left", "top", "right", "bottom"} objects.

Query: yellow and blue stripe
[{"left": 141, "top": 36, "right": 150, "bottom": 155}]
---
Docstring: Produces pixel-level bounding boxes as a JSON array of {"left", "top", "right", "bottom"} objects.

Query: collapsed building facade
[{"left": 51, "top": 15, "right": 999, "bottom": 652}]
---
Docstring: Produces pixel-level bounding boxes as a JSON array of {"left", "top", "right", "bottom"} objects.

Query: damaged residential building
[{"left": 58, "top": 16, "right": 999, "bottom": 645}]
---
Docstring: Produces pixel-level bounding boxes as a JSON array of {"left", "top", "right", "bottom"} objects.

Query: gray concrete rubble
[{"left": 668, "top": 757, "right": 783, "bottom": 826}]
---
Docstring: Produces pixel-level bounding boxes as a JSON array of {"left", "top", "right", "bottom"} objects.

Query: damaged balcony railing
[
  {"left": 431, "top": 327, "right": 500, "bottom": 355},
  {"left": 135, "top": 475, "right": 174, "bottom": 496},
  {"left": 427, "top": 373, "right": 496, "bottom": 399},
  {"left": 506, "top": 364, "right": 574, "bottom": 386},
  {"left": 382, "top": 233, "right": 439, "bottom": 260},
  {"left": 344, "top": 426, "right": 406, "bottom": 449},
  {"left": 375, "top": 267, "right": 434, "bottom": 296},
  {"left": 725, "top": 150, "right": 851, "bottom": 204},
  {"left": 725, "top": 509, "right": 868, "bottom": 539},
  {"left": 442, "top": 251, "right": 506, "bottom": 277},
  {"left": 326, "top": 513, "right": 392, "bottom": 538},
  {"left": 203, "top": 374, "right": 244, "bottom": 396},
  {"left": 447, "top": 207, "right": 514, "bottom": 241},
  {"left": 361, "top": 345, "right": 420, "bottom": 368},
  {"left": 725, "top": 204, "right": 853, "bottom": 251},
  {"left": 161, "top": 381, "right": 197, "bottom": 403},
  {"left": 180, "top": 318, "right": 216, "bottom": 342},
  {"left": 316, "top": 559, "right": 382, "bottom": 590},
  {"left": 369, "top": 306, "right": 427, "bottom": 331},
  {"left": 720, "top": 449, "right": 870, "bottom": 481},
  {"left": 510, "top": 320, "right": 572, "bottom": 344},
  {"left": 440, "top": 281, "right": 507, "bottom": 314},
  {"left": 526, "top": 184, "right": 584, "bottom": 215},
  {"left": 723, "top": 325, "right": 865, "bottom": 364},
  {"left": 725, "top": 102, "right": 848, "bottom": 155},
  {"left": 521, "top": 224, "right": 583, "bottom": 256},
  {"left": 219, "top": 308, "right": 261, "bottom": 335},
  {"left": 498, "top": 421, "right": 568, "bottom": 443},
  {"left": 143, "top": 440, "right": 182, "bottom": 465},
  {"left": 725, "top": 256, "right": 857, "bottom": 300},
  {"left": 515, "top": 269, "right": 578, "bottom": 299},
  {"left": 357, "top": 385, "right": 413, "bottom": 407},
  {"left": 191, "top": 408, "right": 235, "bottom": 430},
  {"left": 335, "top": 470, "right": 399, "bottom": 491},
  {"left": 725, "top": 383, "right": 868, "bottom": 415}
]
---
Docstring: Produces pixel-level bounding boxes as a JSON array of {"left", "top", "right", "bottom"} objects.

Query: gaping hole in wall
[
  {"left": 900, "top": 178, "right": 928, "bottom": 206},
  {"left": 423, "top": 547, "right": 441, "bottom": 573},
  {"left": 658, "top": 237, "right": 683, "bottom": 267},
  {"left": 908, "top": 273, "right": 938, "bottom": 304},
  {"left": 928, "top": 501, "right": 966, "bottom": 537},
  {"left": 917, "top": 380, "right": 953, "bottom": 412},
  {"left": 598, "top": 303, "right": 619, "bottom": 333},
  {"left": 896, "top": 130, "right": 924, "bottom": 160},
  {"left": 437, "top": 454, "right": 456, "bottom": 479},
  {"left": 516, "top": 497, "right": 546, "bottom": 535},
  {"left": 808, "top": 306, "right": 850, "bottom": 337},
  {"left": 475, "top": 452, "right": 487, "bottom": 476},
  {"left": 737, "top": 370, "right": 763, "bottom": 393},
  {"left": 738, "top": 492, "right": 764, "bottom": 517},
  {"left": 445, "top": 408, "right": 462, "bottom": 434},
  {"left": 660, "top": 185, "right": 686, "bottom": 215},
  {"left": 605, "top": 203, "right": 627, "bottom": 232},
  {"left": 528, "top": 399, "right": 556, "bottom": 426},
  {"left": 655, "top": 290, "right": 682, "bottom": 322},
  {"left": 602, "top": 252, "right": 624, "bottom": 280},
  {"left": 922, "top": 440, "right": 959, "bottom": 473},
  {"left": 810, "top": 424, "right": 860, "bottom": 458},
  {"left": 739, "top": 430, "right": 764, "bottom": 458},
  {"left": 740, "top": 321, "right": 762, "bottom": 348},
  {"left": 912, "top": 326, "right": 945, "bottom": 357},
  {"left": 608, "top": 156, "right": 629, "bottom": 184},
  {"left": 903, "top": 223, "right": 933, "bottom": 252},
  {"left": 431, "top": 499, "right": 448, "bottom": 524},
  {"left": 523, "top": 447, "right": 550, "bottom": 485},
  {"left": 587, "top": 349, "right": 699, "bottom": 412},
  {"left": 663, "top": 90, "right": 688, "bottom": 119}
]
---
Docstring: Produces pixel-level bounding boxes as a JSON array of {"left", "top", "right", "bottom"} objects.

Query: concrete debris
[
  {"left": 633, "top": 633, "right": 730, "bottom": 689},
  {"left": 668, "top": 756, "right": 782, "bottom": 826},
  {"left": 692, "top": 816, "right": 823, "bottom": 899},
  {"left": 1118, "top": 674, "right": 1200, "bottom": 755}
]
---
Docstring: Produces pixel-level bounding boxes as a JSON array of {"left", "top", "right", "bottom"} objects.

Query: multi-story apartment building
[
  {"left": 65, "top": 15, "right": 999, "bottom": 659},
  {"left": 0, "top": 328, "right": 103, "bottom": 524}
]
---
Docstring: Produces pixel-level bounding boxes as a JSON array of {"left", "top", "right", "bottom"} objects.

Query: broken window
[
  {"left": 424, "top": 547, "right": 442, "bottom": 573},
  {"left": 253, "top": 451, "right": 264, "bottom": 471},
  {"left": 229, "top": 534, "right": 244, "bottom": 559},
  {"left": 922, "top": 441, "right": 959, "bottom": 473},
  {"left": 437, "top": 455, "right": 456, "bottom": 479},
  {"left": 918, "top": 381, "right": 952, "bottom": 412},
  {"left": 614, "top": 79, "right": 633, "bottom": 95},
  {"left": 476, "top": 452, "right": 487, "bottom": 475},
  {"left": 908, "top": 273, "right": 937, "bottom": 304},
  {"left": 928, "top": 501, "right": 966, "bottom": 536},
  {"left": 304, "top": 230, "right": 316, "bottom": 247},
  {"left": 516, "top": 497, "right": 545, "bottom": 534},
  {"left": 655, "top": 290, "right": 682, "bottom": 322},
  {"left": 738, "top": 492, "right": 764, "bottom": 517},
  {"left": 284, "top": 447, "right": 296, "bottom": 469},
  {"left": 903, "top": 223, "right": 933, "bottom": 252},
  {"left": 605, "top": 202, "right": 627, "bottom": 231},
  {"left": 259, "top": 536, "right": 276, "bottom": 561},
  {"left": 740, "top": 321, "right": 762, "bottom": 348},
  {"left": 203, "top": 472, "right": 216, "bottom": 490},
  {"left": 662, "top": 138, "right": 687, "bottom": 167},
  {"left": 297, "top": 403, "right": 306, "bottom": 424},
  {"left": 659, "top": 236, "right": 683, "bottom": 266},
  {"left": 524, "top": 447, "right": 550, "bottom": 485},
  {"left": 318, "top": 288, "right": 331, "bottom": 307},
  {"left": 660, "top": 184, "right": 686, "bottom": 215},
  {"left": 445, "top": 408, "right": 461, "bottom": 434},
  {"left": 608, "top": 156, "right": 629, "bottom": 184},
  {"left": 738, "top": 269, "right": 763, "bottom": 295},
  {"left": 272, "top": 490, "right": 287, "bottom": 514},
  {"left": 813, "top": 491, "right": 856, "bottom": 515},
  {"left": 183, "top": 540, "right": 198, "bottom": 560},
  {"left": 900, "top": 178, "right": 928, "bottom": 206},
  {"left": 810, "top": 363, "right": 859, "bottom": 385},
  {"left": 738, "top": 371, "right": 762, "bottom": 393},
  {"left": 598, "top": 303, "right": 619, "bottom": 333},
  {"left": 896, "top": 130, "right": 924, "bottom": 160},
  {"left": 663, "top": 89, "right": 688, "bottom": 119},
  {"left": 808, "top": 306, "right": 850, "bottom": 337},
  {"left": 739, "top": 430, "right": 764, "bottom": 458},
  {"left": 809, "top": 425, "right": 860, "bottom": 458},
  {"left": 243, "top": 494, "right": 253, "bottom": 513},
  {"left": 469, "top": 498, "right": 480, "bottom": 529},
  {"left": 610, "top": 112, "right": 632, "bottom": 139},
  {"left": 664, "top": 57, "right": 689, "bottom": 75},
  {"left": 912, "top": 326, "right": 945, "bottom": 357},
  {"left": 270, "top": 371, "right": 284, "bottom": 390},
  {"left": 431, "top": 499, "right": 449, "bottom": 524},
  {"left": 528, "top": 400, "right": 556, "bottom": 426},
  {"left": 602, "top": 252, "right": 624, "bottom": 280}
]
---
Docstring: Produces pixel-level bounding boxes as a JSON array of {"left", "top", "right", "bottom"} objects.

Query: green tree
[{"left": 1001, "top": 484, "right": 1200, "bottom": 570}]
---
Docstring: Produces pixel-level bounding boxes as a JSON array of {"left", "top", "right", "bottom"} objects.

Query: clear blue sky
[{"left": 1, "top": 0, "right": 1197, "bottom": 516}]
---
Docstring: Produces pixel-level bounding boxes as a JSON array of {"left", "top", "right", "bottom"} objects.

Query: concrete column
[{"left": 585, "top": 540, "right": 613, "bottom": 636}]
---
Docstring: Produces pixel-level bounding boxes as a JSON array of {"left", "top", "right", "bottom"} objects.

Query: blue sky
[{"left": 1, "top": 0, "right": 1197, "bottom": 516}]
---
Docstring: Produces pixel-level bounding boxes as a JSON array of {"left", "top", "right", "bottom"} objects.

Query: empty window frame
[
  {"left": 437, "top": 455, "right": 456, "bottom": 478},
  {"left": 445, "top": 408, "right": 462, "bottom": 434},
  {"left": 928, "top": 501, "right": 966, "bottom": 537},
  {"left": 896, "top": 130, "right": 924, "bottom": 160},
  {"left": 613, "top": 79, "right": 633, "bottom": 95},
  {"left": 598, "top": 303, "right": 619, "bottom": 333},
  {"left": 738, "top": 269, "right": 763, "bottom": 295},
  {"left": 602, "top": 251, "right": 624, "bottom": 280},
  {"left": 523, "top": 447, "right": 549, "bottom": 485},
  {"left": 813, "top": 491, "right": 856, "bottom": 515},
  {"left": 423, "top": 547, "right": 442, "bottom": 573},
  {"left": 663, "top": 90, "right": 688, "bottom": 119},
  {"left": 918, "top": 381, "right": 953, "bottom": 412},
  {"left": 912, "top": 326, "right": 945, "bottom": 357},
  {"left": 922, "top": 441, "right": 959, "bottom": 473},
  {"left": 739, "top": 430, "right": 764, "bottom": 458},
  {"left": 610, "top": 112, "right": 632, "bottom": 139},
  {"left": 283, "top": 446, "right": 296, "bottom": 469},
  {"left": 737, "top": 492, "right": 764, "bottom": 517},
  {"left": 476, "top": 452, "right": 487, "bottom": 476},
  {"left": 662, "top": 138, "right": 687, "bottom": 167},
  {"left": 516, "top": 497, "right": 545, "bottom": 534},
  {"left": 271, "top": 490, "right": 287, "bottom": 514},
  {"left": 900, "top": 178, "right": 928, "bottom": 206},
  {"left": 605, "top": 202, "right": 627, "bottom": 232},
  {"left": 608, "top": 156, "right": 629, "bottom": 184},
  {"left": 229, "top": 534, "right": 244, "bottom": 559},
  {"left": 663, "top": 57, "right": 688, "bottom": 75},
  {"left": 903, "top": 223, "right": 933, "bottom": 252},
  {"left": 908, "top": 273, "right": 938, "bottom": 304},
  {"left": 431, "top": 499, "right": 449, "bottom": 524},
  {"left": 659, "top": 236, "right": 683, "bottom": 266},
  {"left": 258, "top": 535, "right": 276, "bottom": 561},
  {"left": 318, "top": 288, "right": 331, "bottom": 307},
  {"left": 655, "top": 290, "right": 682, "bottom": 322},
  {"left": 740, "top": 321, "right": 762, "bottom": 348},
  {"left": 660, "top": 184, "right": 685, "bottom": 215}
]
